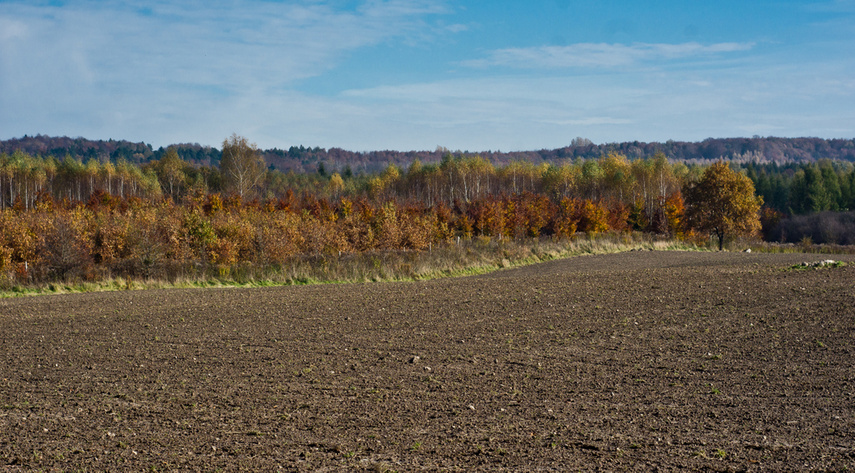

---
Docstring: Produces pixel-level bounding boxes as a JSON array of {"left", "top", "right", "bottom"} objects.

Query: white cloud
[
  {"left": 331, "top": 53, "right": 854, "bottom": 150},
  {"left": 1, "top": 1, "right": 851, "bottom": 152},
  {"left": 0, "top": 17, "right": 27, "bottom": 41},
  {"left": 545, "top": 117, "right": 635, "bottom": 127},
  {"left": 0, "top": 0, "right": 455, "bottom": 147},
  {"left": 462, "top": 42, "right": 754, "bottom": 69}
]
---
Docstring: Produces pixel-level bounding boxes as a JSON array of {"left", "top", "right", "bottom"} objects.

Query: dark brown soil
[{"left": 2, "top": 251, "right": 854, "bottom": 471}]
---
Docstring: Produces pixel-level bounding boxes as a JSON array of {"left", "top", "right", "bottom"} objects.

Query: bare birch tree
[{"left": 221, "top": 134, "right": 265, "bottom": 199}]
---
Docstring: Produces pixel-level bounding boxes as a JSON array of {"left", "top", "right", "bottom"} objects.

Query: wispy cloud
[
  {"left": 0, "top": 0, "right": 454, "bottom": 145},
  {"left": 334, "top": 52, "right": 854, "bottom": 150},
  {"left": 0, "top": 1, "right": 851, "bottom": 151},
  {"left": 546, "top": 117, "right": 635, "bottom": 127},
  {"left": 462, "top": 42, "right": 754, "bottom": 69}
]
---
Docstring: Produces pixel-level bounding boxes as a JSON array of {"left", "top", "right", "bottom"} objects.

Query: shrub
[
  {"left": 770, "top": 211, "right": 855, "bottom": 245},
  {"left": 259, "top": 212, "right": 304, "bottom": 263},
  {"left": 551, "top": 197, "right": 580, "bottom": 237},
  {"left": 578, "top": 200, "right": 609, "bottom": 234},
  {"left": 40, "top": 212, "right": 94, "bottom": 281},
  {"left": 374, "top": 202, "right": 402, "bottom": 250}
]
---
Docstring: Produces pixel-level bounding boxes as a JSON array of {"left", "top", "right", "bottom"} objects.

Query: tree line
[
  {"left": 743, "top": 160, "right": 855, "bottom": 214},
  {"left": 4, "top": 135, "right": 854, "bottom": 176},
  {"left": 0, "top": 135, "right": 770, "bottom": 284},
  {"left": 1, "top": 141, "right": 835, "bottom": 222},
  {"left": 2, "top": 144, "right": 698, "bottom": 229},
  {"left": 0, "top": 165, "right": 756, "bottom": 283}
]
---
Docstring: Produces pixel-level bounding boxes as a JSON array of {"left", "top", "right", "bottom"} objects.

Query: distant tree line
[{"left": 4, "top": 135, "right": 854, "bottom": 176}]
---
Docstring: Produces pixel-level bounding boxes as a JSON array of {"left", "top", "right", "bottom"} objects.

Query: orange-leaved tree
[{"left": 683, "top": 162, "right": 762, "bottom": 250}]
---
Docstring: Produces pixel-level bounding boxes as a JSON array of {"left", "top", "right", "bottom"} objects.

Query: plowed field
[{"left": 2, "top": 251, "right": 854, "bottom": 471}]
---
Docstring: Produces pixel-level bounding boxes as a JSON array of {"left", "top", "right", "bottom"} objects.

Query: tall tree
[
  {"left": 845, "top": 168, "right": 855, "bottom": 210},
  {"left": 221, "top": 134, "right": 265, "bottom": 199},
  {"left": 100, "top": 161, "right": 115, "bottom": 195},
  {"left": 802, "top": 165, "right": 830, "bottom": 213},
  {"left": 84, "top": 158, "right": 100, "bottom": 196},
  {"left": 327, "top": 172, "right": 344, "bottom": 199},
  {"left": 683, "top": 162, "right": 762, "bottom": 250},
  {"left": 818, "top": 160, "right": 842, "bottom": 210},
  {"left": 156, "top": 147, "right": 186, "bottom": 201},
  {"left": 600, "top": 152, "right": 634, "bottom": 203}
]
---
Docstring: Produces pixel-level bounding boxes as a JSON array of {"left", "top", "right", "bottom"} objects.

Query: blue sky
[{"left": 1, "top": 0, "right": 854, "bottom": 151}]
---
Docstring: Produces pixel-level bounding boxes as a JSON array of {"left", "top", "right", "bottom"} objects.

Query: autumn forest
[{"left": 1, "top": 134, "right": 853, "bottom": 287}]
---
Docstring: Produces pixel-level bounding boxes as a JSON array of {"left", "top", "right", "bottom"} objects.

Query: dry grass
[
  {"left": 7, "top": 232, "right": 852, "bottom": 297},
  {"left": 0, "top": 232, "right": 698, "bottom": 297}
]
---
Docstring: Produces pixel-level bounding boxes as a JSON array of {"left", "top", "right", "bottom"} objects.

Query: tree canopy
[{"left": 683, "top": 162, "right": 762, "bottom": 250}]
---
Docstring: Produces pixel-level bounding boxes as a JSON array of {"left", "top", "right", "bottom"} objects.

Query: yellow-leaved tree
[
  {"left": 327, "top": 172, "right": 344, "bottom": 199},
  {"left": 683, "top": 161, "right": 762, "bottom": 250}
]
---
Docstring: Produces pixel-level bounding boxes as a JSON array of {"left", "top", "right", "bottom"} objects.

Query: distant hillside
[{"left": 2, "top": 134, "right": 854, "bottom": 174}]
